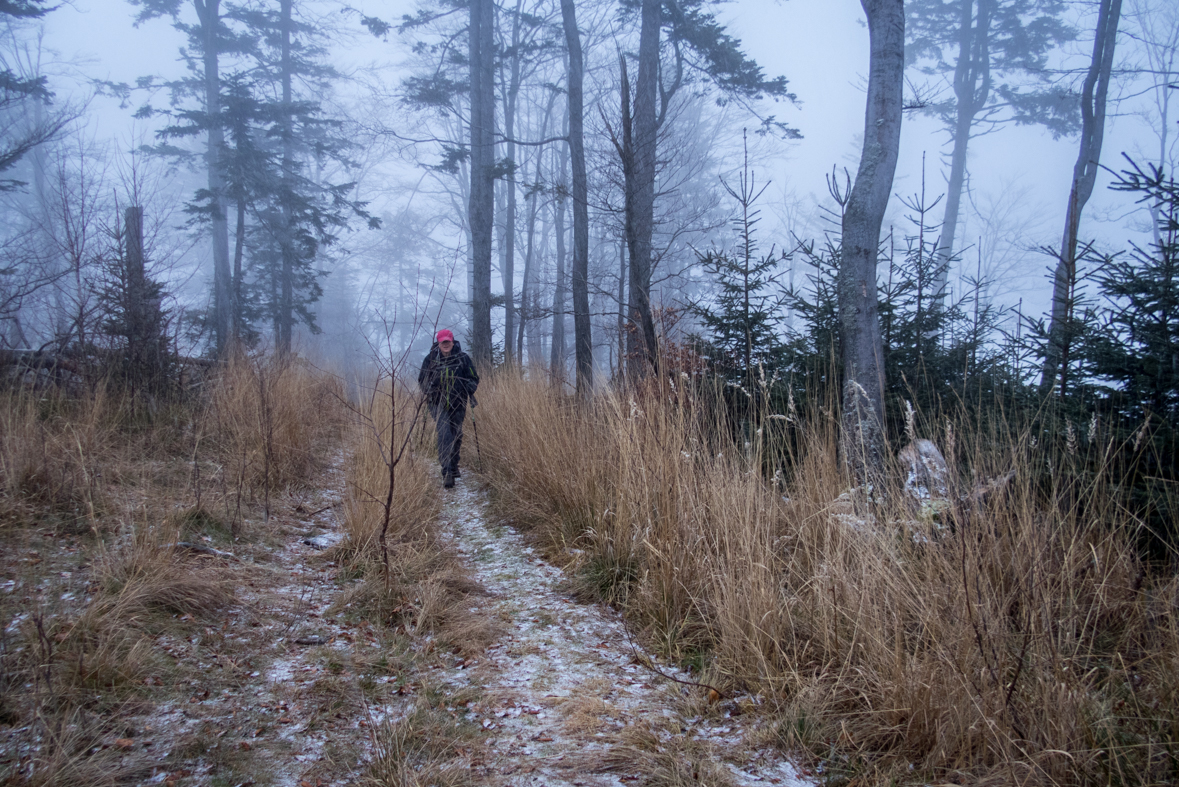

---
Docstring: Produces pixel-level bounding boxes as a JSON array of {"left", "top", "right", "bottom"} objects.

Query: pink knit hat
[{"left": 435, "top": 329, "right": 454, "bottom": 343}]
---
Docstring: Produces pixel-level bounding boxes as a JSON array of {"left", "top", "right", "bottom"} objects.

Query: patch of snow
[
  {"left": 301, "top": 532, "right": 344, "bottom": 549},
  {"left": 5, "top": 612, "right": 28, "bottom": 633}
]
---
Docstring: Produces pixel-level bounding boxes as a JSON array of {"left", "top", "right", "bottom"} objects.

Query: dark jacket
[{"left": 418, "top": 340, "right": 479, "bottom": 411}]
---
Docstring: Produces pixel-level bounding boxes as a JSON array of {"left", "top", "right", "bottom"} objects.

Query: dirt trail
[
  {"left": 438, "top": 477, "right": 809, "bottom": 786},
  {"left": 57, "top": 461, "right": 810, "bottom": 786}
]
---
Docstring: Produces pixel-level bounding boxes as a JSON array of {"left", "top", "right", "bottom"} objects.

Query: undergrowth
[{"left": 474, "top": 373, "right": 1179, "bottom": 787}]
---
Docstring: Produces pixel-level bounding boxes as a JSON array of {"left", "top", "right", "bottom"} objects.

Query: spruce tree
[
  {"left": 691, "top": 137, "right": 789, "bottom": 388},
  {"left": 1094, "top": 158, "right": 1179, "bottom": 420}
]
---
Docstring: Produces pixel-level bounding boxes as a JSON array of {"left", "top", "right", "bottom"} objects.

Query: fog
[{"left": 7, "top": 0, "right": 1173, "bottom": 381}]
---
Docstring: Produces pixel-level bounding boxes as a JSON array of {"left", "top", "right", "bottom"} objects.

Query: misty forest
[{"left": 2, "top": 0, "right": 1179, "bottom": 784}]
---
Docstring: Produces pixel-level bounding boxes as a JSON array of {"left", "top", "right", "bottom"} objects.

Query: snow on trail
[
  {"left": 441, "top": 477, "right": 811, "bottom": 786},
  {"left": 130, "top": 458, "right": 810, "bottom": 786}
]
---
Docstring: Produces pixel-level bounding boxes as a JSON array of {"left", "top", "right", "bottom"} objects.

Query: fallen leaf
[{"left": 114, "top": 738, "right": 134, "bottom": 750}]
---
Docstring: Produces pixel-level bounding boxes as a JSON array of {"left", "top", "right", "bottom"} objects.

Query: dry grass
[
  {"left": 10, "top": 521, "right": 232, "bottom": 699},
  {"left": 0, "top": 352, "right": 339, "bottom": 536},
  {"left": 475, "top": 373, "right": 1179, "bottom": 787},
  {"left": 207, "top": 353, "right": 346, "bottom": 499},
  {"left": 334, "top": 377, "right": 499, "bottom": 656},
  {"left": 360, "top": 703, "right": 478, "bottom": 787},
  {"left": 0, "top": 355, "right": 351, "bottom": 786},
  {"left": 557, "top": 677, "right": 625, "bottom": 735},
  {"left": 0, "top": 516, "right": 235, "bottom": 785},
  {"left": 0, "top": 387, "right": 117, "bottom": 531},
  {"left": 592, "top": 724, "right": 738, "bottom": 787},
  {"left": 338, "top": 380, "right": 438, "bottom": 563},
  {"left": 3, "top": 707, "right": 158, "bottom": 787}
]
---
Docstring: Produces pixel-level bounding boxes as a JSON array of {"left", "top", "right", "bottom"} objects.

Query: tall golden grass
[
  {"left": 0, "top": 387, "right": 117, "bottom": 529},
  {"left": 0, "top": 354, "right": 339, "bottom": 533},
  {"left": 475, "top": 374, "right": 1179, "bottom": 786},
  {"left": 207, "top": 354, "right": 346, "bottom": 497}
]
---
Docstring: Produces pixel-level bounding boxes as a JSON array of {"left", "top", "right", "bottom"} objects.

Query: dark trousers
[{"left": 430, "top": 404, "right": 466, "bottom": 474}]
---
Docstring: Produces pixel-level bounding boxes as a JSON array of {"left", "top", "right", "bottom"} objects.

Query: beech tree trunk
[
  {"left": 528, "top": 204, "right": 551, "bottom": 365},
  {"left": 561, "top": 0, "right": 593, "bottom": 397},
  {"left": 1040, "top": 0, "right": 1122, "bottom": 395},
  {"left": 500, "top": 0, "right": 523, "bottom": 367},
  {"left": 550, "top": 137, "right": 568, "bottom": 383},
  {"left": 618, "top": 238, "right": 627, "bottom": 378},
  {"left": 468, "top": 0, "right": 495, "bottom": 368},
  {"left": 839, "top": 0, "right": 905, "bottom": 484},
  {"left": 518, "top": 186, "right": 539, "bottom": 363},
  {"left": 516, "top": 93, "right": 556, "bottom": 365}
]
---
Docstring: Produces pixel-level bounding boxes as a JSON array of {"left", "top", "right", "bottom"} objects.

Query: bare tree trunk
[
  {"left": 124, "top": 206, "right": 156, "bottom": 389},
  {"left": 1040, "top": 0, "right": 1122, "bottom": 395},
  {"left": 518, "top": 193, "right": 537, "bottom": 362},
  {"left": 501, "top": 0, "right": 524, "bottom": 367},
  {"left": 277, "top": 0, "right": 294, "bottom": 356},
  {"left": 561, "top": 0, "right": 593, "bottom": 397},
  {"left": 839, "top": 0, "right": 904, "bottom": 485},
  {"left": 617, "top": 238, "right": 627, "bottom": 379},
  {"left": 624, "top": 0, "right": 660, "bottom": 381},
  {"left": 233, "top": 198, "right": 245, "bottom": 346},
  {"left": 468, "top": 0, "right": 495, "bottom": 368},
  {"left": 528, "top": 204, "right": 550, "bottom": 366},
  {"left": 551, "top": 134, "right": 569, "bottom": 383},
  {"left": 516, "top": 94, "right": 555, "bottom": 364},
  {"left": 932, "top": 0, "right": 995, "bottom": 316},
  {"left": 196, "top": 0, "right": 232, "bottom": 356}
]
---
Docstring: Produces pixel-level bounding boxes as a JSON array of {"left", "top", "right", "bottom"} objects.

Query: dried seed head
[{"left": 1133, "top": 413, "right": 1151, "bottom": 451}]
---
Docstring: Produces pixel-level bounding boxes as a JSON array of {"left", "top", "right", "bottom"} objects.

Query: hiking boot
[
  {"left": 451, "top": 467, "right": 461, "bottom": 478},
  {"left": 443, "top": 471, "right": 455, "bottom": 489}
]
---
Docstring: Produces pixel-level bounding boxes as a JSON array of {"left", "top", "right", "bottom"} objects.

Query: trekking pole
[{"left": 470, "top": 408, "right": 484, "bottom": 473}]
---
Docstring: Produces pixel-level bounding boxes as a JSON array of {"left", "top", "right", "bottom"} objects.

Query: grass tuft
[{"left": 360, "top": 705, "right": 477, "bottom": 787}]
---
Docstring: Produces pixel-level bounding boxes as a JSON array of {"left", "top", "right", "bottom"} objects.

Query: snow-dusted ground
[
  {"left": 129, "top": 451, "right": 386, "bottom": 787},
  {"left": 440, "top": 477, "right": 811, "bottom": 786},
  {"left": 48, "top": 458, "right": 811, "bottom": 786}
]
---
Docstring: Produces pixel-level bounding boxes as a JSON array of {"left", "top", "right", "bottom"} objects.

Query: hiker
[{"left": 418, "top": 329, "right": 479, "bottom": 488}]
